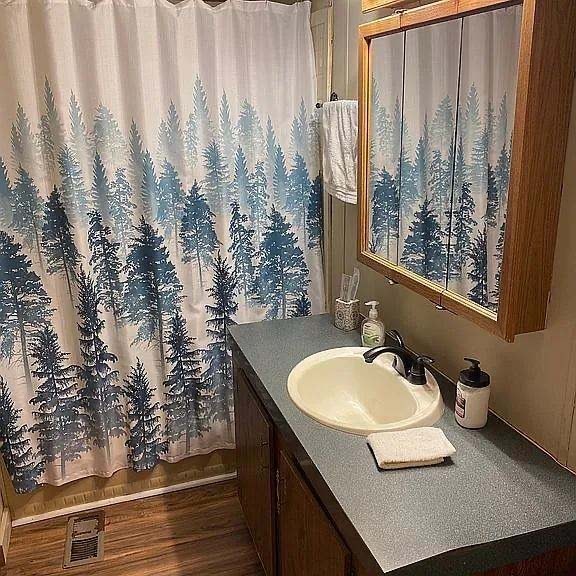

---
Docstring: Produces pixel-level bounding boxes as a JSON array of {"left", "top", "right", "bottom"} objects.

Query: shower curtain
[{"left": 0, "top": 0, "right": 324, "bottom": 492}]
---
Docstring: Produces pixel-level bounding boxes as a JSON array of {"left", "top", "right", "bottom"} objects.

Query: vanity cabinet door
[
  {"left": 234, "top": 366, "right": 275, "bottom": 576},
  {"left": 277, "top": 449, "right": 350, "bottom": 576}
]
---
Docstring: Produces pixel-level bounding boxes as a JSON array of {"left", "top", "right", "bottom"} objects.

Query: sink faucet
[{"left": 363, "top": 343, "right": 434, "bottom": 386}]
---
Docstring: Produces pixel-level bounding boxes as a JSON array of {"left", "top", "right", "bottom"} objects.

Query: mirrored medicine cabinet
[{"left": 357, "top": 0, "right": 576, "bottom": 341}]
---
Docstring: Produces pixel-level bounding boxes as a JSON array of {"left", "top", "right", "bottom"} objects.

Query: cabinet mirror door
[
  {"left": 397, "top": 19, "right": 461, "bottom": 288},
  {"left": 367, "top": 32, "right": 404, "bottom": 265},
  {"left": 446, "top": 6, "right": 522, "bottom": 314}
]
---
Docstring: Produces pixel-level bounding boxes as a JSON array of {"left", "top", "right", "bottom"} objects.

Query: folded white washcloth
[
  {"left": 321, "top": 100, "right": 358, "bottom": 204},
  {"left": 367, "top": 427, "right": 456, "bottom": 470}
]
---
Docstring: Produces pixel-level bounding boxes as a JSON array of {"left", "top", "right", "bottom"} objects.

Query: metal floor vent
[{"left": 63, "top": 510, "right": 105, "bottom": 569}]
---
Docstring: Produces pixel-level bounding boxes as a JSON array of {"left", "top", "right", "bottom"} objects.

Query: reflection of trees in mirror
[
  {"left": 400, "top": 198, "right": 445, "bottom": 282},
  {"left": 370, "top": 76, "right": 512, "bottom": 310},
  {"left": 370, "top": 167, "right": 399, "bottom": 262}
]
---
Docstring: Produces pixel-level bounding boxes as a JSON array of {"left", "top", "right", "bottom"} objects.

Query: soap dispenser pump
[
  {"left": 361, "top": 301, "right": 385, "bottom": 347},
  {"left": 455, "top": 358, "right": 491, "bottom": 429}
]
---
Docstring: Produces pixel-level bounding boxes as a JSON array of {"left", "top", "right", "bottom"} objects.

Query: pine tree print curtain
[
  {"left": 368, "top": 5, "right": 521, "bottom": 312},
  {"left": 0, "top": 0, "right": 324, "bottom": 492}
]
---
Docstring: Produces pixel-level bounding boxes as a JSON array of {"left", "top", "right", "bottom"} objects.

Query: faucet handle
[
  {"left": 408, "top": 356, "right": 434, "bottom": 385},
  {"left": 388, "top": 329, "right": 405, "bottom": 348}
]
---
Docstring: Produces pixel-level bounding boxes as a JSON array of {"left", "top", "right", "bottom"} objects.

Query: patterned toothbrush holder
[{"left": 334, "top": 299, "right": 360, "bottom": 332}]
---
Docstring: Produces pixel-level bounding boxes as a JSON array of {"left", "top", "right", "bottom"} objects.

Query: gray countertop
[{"left": 229, "top": 314, "right": 576, "bottom": 576}]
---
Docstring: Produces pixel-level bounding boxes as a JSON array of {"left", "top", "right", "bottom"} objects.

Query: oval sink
[{"left": 287, "top": 347, "right": 444, "bottom": 435}]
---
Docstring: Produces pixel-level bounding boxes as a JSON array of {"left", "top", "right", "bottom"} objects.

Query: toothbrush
[
  {"left": 348, "top": 267, "right": 360, "bottom": 301},
  {"left": 340, "top": 274, "right": 351, "bottom": 301}
]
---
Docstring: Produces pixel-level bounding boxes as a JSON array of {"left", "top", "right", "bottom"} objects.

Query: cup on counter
[{"left": 334, "top": 299, "right": 360, "bottom": 332}]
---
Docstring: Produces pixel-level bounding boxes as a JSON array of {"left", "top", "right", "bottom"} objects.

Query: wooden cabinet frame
[
  {"left": 358, "top": 0, "right": 576, "bottom": 342},
  {"left": 362, "top": 0, "right": 417, "bottom": 14}
]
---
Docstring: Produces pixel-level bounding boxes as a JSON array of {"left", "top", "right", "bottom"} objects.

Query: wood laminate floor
[{"left": 2, "top": 480, "right": 265, "bottom": 576}]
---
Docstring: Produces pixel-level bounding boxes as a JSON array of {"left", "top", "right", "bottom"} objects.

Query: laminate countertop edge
[{"left": 229, "top": 315, "right": 576, "bottom": 576}]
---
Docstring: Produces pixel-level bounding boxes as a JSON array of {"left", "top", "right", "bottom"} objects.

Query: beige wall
[{"left": 329, "top": 0, "right": 576, "bottom": 468}]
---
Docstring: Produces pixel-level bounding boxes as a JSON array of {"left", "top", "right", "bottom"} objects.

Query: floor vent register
[{"left": 63, "top": 511, "right": 105, "bottom": 568}]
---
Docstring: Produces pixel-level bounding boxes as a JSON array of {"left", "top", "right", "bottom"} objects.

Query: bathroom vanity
[{"left": 230, "top": 315, "right": 576, "bottom": 576}]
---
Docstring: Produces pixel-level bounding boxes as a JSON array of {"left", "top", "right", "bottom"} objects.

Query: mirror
[{"left": 366, "top": 5, "right": 522, "bottom": 316}]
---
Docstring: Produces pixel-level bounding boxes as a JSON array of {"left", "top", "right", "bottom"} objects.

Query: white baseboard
[{"left": 12, "top": 472, "right": 237, "bottom": 527}]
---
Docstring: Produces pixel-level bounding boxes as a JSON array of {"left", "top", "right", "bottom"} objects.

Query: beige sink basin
[{"left": 287, "top": 347, "right": 444, "bottom": 435}]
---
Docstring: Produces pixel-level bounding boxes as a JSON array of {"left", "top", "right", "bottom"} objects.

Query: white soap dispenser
[
  {"left": 361, "top": 301, "right": 385, "bottom": 347},
  {"left": 455, "top": 358, "right": 491, "bottom": 429}
]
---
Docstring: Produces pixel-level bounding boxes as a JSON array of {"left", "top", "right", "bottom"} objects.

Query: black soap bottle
[{"left": 455, "top": 358, "right": 491, "bottom": 429}]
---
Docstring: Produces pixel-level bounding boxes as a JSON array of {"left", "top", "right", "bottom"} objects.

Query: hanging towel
[
  {"left": 367, "top": 427, "right": 456, "bottom": 470},
  {"left": 322, "top": 100, "right": 358, "bottom": 204}
]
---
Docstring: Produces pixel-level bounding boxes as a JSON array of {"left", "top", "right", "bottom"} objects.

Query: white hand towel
[
  {"left": 367, "top": 427, "right": 455, "bottom": 470},
  {"left": 322, "top": 100, "right": 358, "bottom": 204}
]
